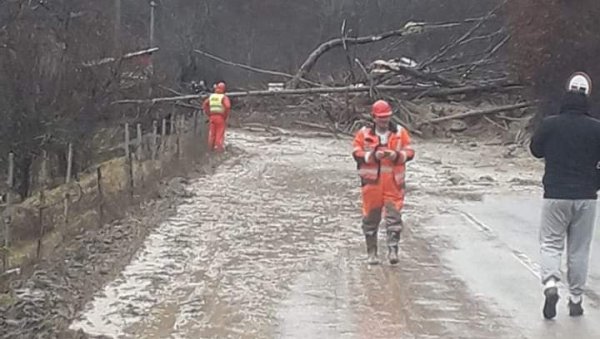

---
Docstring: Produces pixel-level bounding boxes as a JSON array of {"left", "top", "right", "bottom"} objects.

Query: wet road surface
[
  {"left": 69, "top": 129, "right": 600, "bottom": 338},
  {"left": 69, "top": 129, "right": 514, "bottom": 338},
  {"left": 431, "top": 194, "right": 600, "bottom": 338}
]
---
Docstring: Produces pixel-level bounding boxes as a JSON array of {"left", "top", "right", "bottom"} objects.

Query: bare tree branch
[
  {"left": 421, "top": 102, "right": 534, "bottom": 124},
  {"left": 431, "top": 59, "right": 500, "bottom": 75},
  {"left": 370, "top": 60, "right": 462, "bottom": 86},
  {"left": 340, "top": 19, "right": 357, "bottom": 84},
  {"left": 354, "top": 58, "right": 377, "bottom": 98},
  {"left": 462, "top": 35, "right": 511, "bottom": 78},
  {"left": 419, "top": 0, "right": 507, "bottom": 69},
  {"left": 194, "top": 49, "right": 323, "bottom": 87},
  {"left": 458, "top": 28, "right": 506, "bottom": 46},
  {"left": 158, "top": 85, "right": 185, "bottom": 96},
  {"left": 288, "top": 20, "right": 474, "bottom": 88},
  {"left": 288, "top": 14, "right": 506, "bottom": 89},
  {"left": 82, "top": 47, "right": 159, "bottom": 67}
]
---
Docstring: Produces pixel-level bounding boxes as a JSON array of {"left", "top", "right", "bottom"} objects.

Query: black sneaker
[
  {"left": 568, "top": 298, "right": 584, "bottom": 317},
  {"left": 543, "top": 287, "right": 559, "bottom": 319}
]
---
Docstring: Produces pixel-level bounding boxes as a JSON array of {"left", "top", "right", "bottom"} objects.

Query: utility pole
[
  {"left": 150, "top": 1, "right": 157, "bottom": 48},
  {"left": 148, "top": 0, "right": 157, "bottom": 81},
  {"left": 115, "top": 0, "right": 122, "bottom": 54}
]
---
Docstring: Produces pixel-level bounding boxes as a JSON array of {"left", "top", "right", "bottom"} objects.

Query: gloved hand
[
  {"left": 395, "top": 151, "right": 408, "bottom": 164},
  {"left": 375, "top": 150, "right": 386, "bottom": 160},
  {"left": 384, "top": 150, "right": 398, "bottom": 161}
]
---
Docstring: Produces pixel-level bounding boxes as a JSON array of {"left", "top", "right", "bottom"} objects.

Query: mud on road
[
  {"left": 1, "top": 127, "right": 543, "bottom": 338},
  {"left": 0, "top": 165, "right": 229, "bottom": 339}
]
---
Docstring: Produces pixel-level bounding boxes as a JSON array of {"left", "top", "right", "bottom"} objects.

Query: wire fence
[{"left": 0, "top": 109, "right": 208, "bottom": 275}]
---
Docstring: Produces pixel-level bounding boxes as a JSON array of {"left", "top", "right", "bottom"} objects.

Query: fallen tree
[
  {"left": 287, "top": 17, "right": 500, "bottom": 88},
  {"left": 113, "top": 81, "right": 521, "bottom": 105},
  {"left": 193, "top": 49, "right": 323, "bottom": 87},
  {"left": 288, "top": 21, "right": 428, "bottom": 88},
  {"left": 111, "top": 7, "right": 530, "bottom": 142},
  {"left": 420, "top": 102, "right": 534, "bottom": 124},
  {"left": 82, "top": 47, "right": 160, "bottom": 68}
]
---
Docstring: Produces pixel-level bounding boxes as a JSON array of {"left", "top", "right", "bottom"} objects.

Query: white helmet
[{"left": 566, "top": 72, "right": 592, "bottom": 96}]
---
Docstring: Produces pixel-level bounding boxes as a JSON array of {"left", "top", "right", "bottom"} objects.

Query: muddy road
[{"left": 65, "top": 128, "right": 599, "bottom": 338}]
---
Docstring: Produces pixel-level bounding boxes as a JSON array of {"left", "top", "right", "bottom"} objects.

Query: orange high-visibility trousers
[
  {"left": 361, "top": 171, "right": 404, "bottom": 236},
  {"left": 208, "top": 115, "right": 226, "bottom": 152}
]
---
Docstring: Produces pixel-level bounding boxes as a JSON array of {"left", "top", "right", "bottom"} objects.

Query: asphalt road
[{"left": 431, "top": 194, "right": 600, "bottom": 339}]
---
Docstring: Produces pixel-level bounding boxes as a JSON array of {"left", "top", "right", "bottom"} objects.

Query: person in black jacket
[{"left": 530, "top": 72, "right": 600, "bottom": 320}]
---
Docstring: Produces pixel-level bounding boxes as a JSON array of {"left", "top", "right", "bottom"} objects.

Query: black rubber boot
[
  {"left": 387, "top": 231, "right": 400, "bottom": 265},
  {"left": 365, "top": 233, "right": 379, "bottom": 265}
]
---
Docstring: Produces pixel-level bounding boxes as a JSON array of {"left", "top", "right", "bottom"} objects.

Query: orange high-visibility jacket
[{"left": 352, "top": 123, "right": 415, "bottom": 186}]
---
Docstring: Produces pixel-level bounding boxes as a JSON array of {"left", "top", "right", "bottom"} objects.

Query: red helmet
[
  {"left": 215, "top": 82, "right": 226, "bottom": 94},
  {"left": 371, "top": 100, "right": 393, "bottom": 118}
]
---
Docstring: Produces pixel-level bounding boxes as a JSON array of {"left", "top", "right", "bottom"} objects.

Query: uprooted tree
[{"left": 122, "top": 1, "right": 524, "bottom": 139}]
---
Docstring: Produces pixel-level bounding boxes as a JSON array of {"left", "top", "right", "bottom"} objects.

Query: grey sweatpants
[{"left": 540, "top": 199, "right": 597, "bottom": 296}]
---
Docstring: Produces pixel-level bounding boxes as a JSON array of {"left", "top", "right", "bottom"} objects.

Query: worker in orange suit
[
  {"left": 352, "top": 100, "right": 415, "bottom": 265},
  {"left": 202, "top": 82, "right": 231, "bottom": 152}
]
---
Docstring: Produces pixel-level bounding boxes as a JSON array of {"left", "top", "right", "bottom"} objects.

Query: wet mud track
[{"left": 70, "top": 129, "right": 514, "bottom": 338}]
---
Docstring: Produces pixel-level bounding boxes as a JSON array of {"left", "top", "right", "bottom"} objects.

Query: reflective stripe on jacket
[{"left": 352, "top": 123, "right": 415, "bottom": 185}]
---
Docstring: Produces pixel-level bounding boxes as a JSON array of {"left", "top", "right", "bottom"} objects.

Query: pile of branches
[{"left": 117, "top": 1, "right": 533, "bottom": 138}]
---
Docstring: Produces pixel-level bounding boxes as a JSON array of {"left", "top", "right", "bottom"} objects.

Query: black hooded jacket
[{"left": 530, "top": 92, "right": 600, "bottom": 199}]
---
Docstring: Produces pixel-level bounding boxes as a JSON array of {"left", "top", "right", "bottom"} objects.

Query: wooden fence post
[
  {"left": 124, "top": 123, "right": 134, "bottom": 198},
  {"left": 136, "top": 123, "right": 143, "bottom": 160},
  {"left": 64, "top": 143, "right": 73, "bottom": 224},
  {"left": 40, "top": 150, "right": 49, "bottom": 188},
  {"left": 36, "top": 150, "right": 49, "bottom": 259},
  {"left": 170, "top": 114, "right": 176, "bottom": 160},
  {"left": 36, "top": 190, "right": 45, "bottom": 259},
  {"left": 137, "top": 123, "right": 145, "bottom": 185},
  {"left": 2, "top": 152, "right": 14, "bottom": 271},
  {"left": 170, "top": 114, "right": 176, "bottom": 135},
  {"left": 181, "top": 114, "right": 187, "bottom": 158},
  {"left": 176, "top": 115, "right": 182, "bottom": 159},
  {"left": 151, "top": 120, "right": 158, "bottom": 161},
  {"left": 161, "top": 118, "right": 167, "bottom": 156},
  {"left": 97, "top": 166, "right": 104, "bottom": 227},
  {"left": 193, "top": 111, "right": 200, "bottom": 158},
  {"left": 66, "top": 143, "right": 73, "bottom": 183},
  {"left": 125, "top": 122, "right": 130, "bottom": 162}
]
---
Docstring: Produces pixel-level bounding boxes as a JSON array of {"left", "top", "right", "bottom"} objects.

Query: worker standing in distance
[
  {"left": 352, "top": 100, "right": 415, "bottom": 265},
  {"left": 202, "top": 82, "right": 231, "bottom": 152},
  {"left": 530, "top": 71, "right": 600, "bottom": 319}
]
